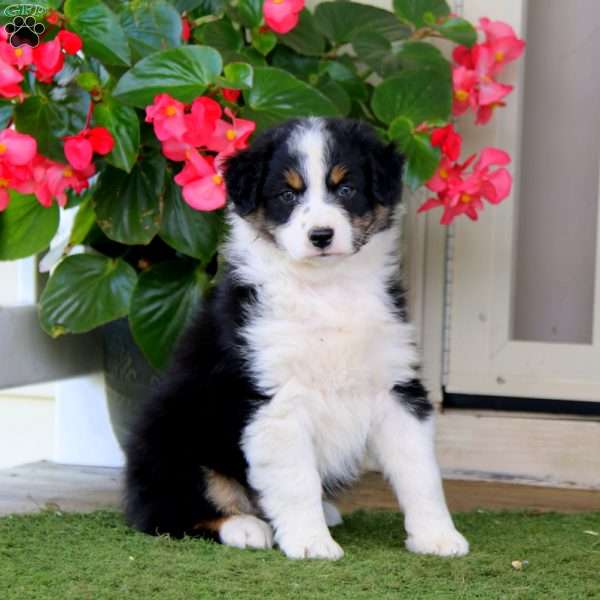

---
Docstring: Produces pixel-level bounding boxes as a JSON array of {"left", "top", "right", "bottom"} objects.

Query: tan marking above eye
[
  {"left": 329, "top": 164, "right": 348, "bottom": 186},
  {"left": 284, "top": 169, "right": 304, "bottom": 191}
]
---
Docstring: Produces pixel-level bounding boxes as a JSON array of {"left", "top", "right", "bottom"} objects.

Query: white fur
[
  {"left": 322, "top": 501, "right": 343, "bottom": 527},
  {"left": 274, "top": 120, "right": 354, "bottom": 260},
  {"left": 219, "top": 515, "right": 274, "bottom": 550},
  {"left": 225, "top": 178, "right": 466, "bottom": 559}
]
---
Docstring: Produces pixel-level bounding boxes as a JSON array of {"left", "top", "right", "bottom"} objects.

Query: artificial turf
[{"left": 1, "top": 509, "right": 599, "bottom": 600}]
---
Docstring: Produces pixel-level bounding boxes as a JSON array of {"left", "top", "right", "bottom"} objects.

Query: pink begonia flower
[
  {"left": 145, "top": 94, "right": 187, "bottom": 141},
  {"left": 472, "top": 45, "right": 513, "bottom": 106},
  {"left": 420, "top": 147, "right": 511, "bottom": 224},
  {"left": 64, "top": 127, "right": 115, "bottom": 171},
  {"left": 174, "top": 149, "right": 226, "bottom": 211},
  {"left": 207, "top": 108, "right": 256, "bottom": 155},
  {"left": 184, "top": 96, "right": 222, "bottom": 146},
  {"left": 0, "top": 57, "right": 23, "bottom": 98},
  {"left": 263, "top": 0, "right": 304, "bottom": 34},
  {"left": 430, "top": 124, "right": 461, "bottom": 161},
  {"left": 451, "top": 65, "right": 478, "bottom": 116},
  {"left": 0, "top": 43, "right": 33, "bottom": 69},
  {"left": 0, "top": 129, "right": 37, "bottom": 165}
]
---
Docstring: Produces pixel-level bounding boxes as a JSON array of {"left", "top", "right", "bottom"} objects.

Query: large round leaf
[
  {"left": 129, "top": 260, "right": 209, "bottom": 369},
  {"left": 39, "top": 254, "right": 137, "bottom": 337},
  {"left": 314, "top": 2, "right": 410, "bottom": 44},
  {"left": 278, "top": 10, "right": 326, "bottom": 57},
  {"left": 113, "top": 46, "right": 222, "bottom": 107},
  {"left": 14, "top": 89, "right": 89, "bottom": 161},
  {"left": 0, "top": 192, "right": 59, "bottom": 260},
  {"left": 242, "top": 67, "right": 339, "bottom": 130},
  {"left": 93, "top": 153, "right": 166, "bottom": 245},
  {"left": 389, "top": 116, "right": 441, "bottom": 190},
  {"left": 159, "top": 179, "right": 225, "bottom": 262},
  {"left": 198, "top": 18, "right": 243, "bottom": 63},
  {"left": 393, "top": 0, "right": 450, "bottom": 28},
  {"left": 431, "top": 17, "right": 477, "bottom": 47},
  {"left": 371, "top": 67, "right": 451, "bottom": 126},
  {"left": 120, "top": 1, "right": 182, "bottom": 62},
  {"left": 93, "top": 99, "right": 140, "bottom": 173},
  {"left": 64, "top": 0, "right": 131, "bottom": 67}
]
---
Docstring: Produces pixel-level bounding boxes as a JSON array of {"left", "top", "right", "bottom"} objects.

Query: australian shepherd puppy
[{"left": 124, "top": 117, "right": 469, "bottom": 560}]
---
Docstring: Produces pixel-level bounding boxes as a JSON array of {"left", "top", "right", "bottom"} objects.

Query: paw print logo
[{"left": 5, "top": 16, "right": 45, "bottom": 48}]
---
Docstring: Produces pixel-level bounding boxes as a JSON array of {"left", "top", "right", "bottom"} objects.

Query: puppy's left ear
[
  {"left": 370, "top": 141, "right": 405, "bottom": 206},
  {"left": 223, "top": 145, "right": 265, "bottom": 216}
]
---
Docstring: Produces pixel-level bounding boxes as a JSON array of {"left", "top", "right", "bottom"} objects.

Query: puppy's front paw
[
  {"left": 279, "top": 530, "right": 344, "bottom": 560},
  {"left": 406, "top": 527, "right": 469, "bottom": 557}
]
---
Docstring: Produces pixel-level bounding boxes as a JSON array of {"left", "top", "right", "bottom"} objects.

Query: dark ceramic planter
[{"left": 102, "top": 319, "right": 162, "bottom": 450}]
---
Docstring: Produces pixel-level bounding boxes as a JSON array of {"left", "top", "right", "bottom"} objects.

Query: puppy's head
[{"left": 224, "top": 118, "right": 404, "bottom": 262}]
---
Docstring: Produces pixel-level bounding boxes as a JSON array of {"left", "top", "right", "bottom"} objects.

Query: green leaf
[
  {"left": 129, "top": 260, "right": 209, "bottom": 369},
  {"left": 0, "top": 101, "right": 14, "bottom": 128},
  {"left": 69, "top": 197, "right": 96, "bottom": 246},
  {"left": 113, "top": 46, "right": 222, "bottom": 107},
  {"left": 93, "top": 154, "right": 166, "bottom": 245},
  {"left": 242, "top": 67, "right": 339, "bottom": 130},
  {"left": 278, "top": 10, "right": 326, "bottom": 57},
  {"left": 0, "top": 192, "right": 59, "bottom": 260},
  {"left": 76, "top": 71, "right": 102, "bottom": 92},
  {"left": 64, "top": 0, "right": 131, "bottom": 67},
  {"left": 159, "top": 179, "right": 224, "bottom": 261},
  {"left": 393, "top": 0, "right": 450, "bottom": 28},
  {"left": 252, "top": 29, "right": 277, "bottom": 56},
  {"left": 395, "top": 41, "right": 449, "bottom": 71},
  {"left": 39, "top": 254, "right": 137, "bottom": 337},
  {"left": 14, "top": 89, "right": 89, "bottom": 161},
  {"left": 321, "top": 60, "right": 368, "bottom": 101},
  {"left": 120, "top": 0, "right": 182, "bottom": 62},
  {"left": 316, "top": 79, "right": 351, "bottom": 117},
  {"left": 351, "top": 30, "right": 400, "bottom": 77},
  {"left": 93, "top": 99, "right": 140, "bottom": 172},
  {"left": 230, "top": 0, "right": 262, "bottom": 28},
  {"left": 271, "top": 46, "right": 319, "bottom": 82},
  {"left": 314, "top": 2, "right": 411, "bottom": 44},
  {"left": 431, "top": 17, "right": 477, "bottom": 46},
  {"left": 389, "top": 116, "right": 440, "bottom": 190},
  {"left": 220, "top": 62, "right": 254, "bottom": 89},
  {"left": 371, "top": 67, "right": 451, "bottom": 126},
  {"left": 199, "top": 18, "right": 243, "bottom": 60}
]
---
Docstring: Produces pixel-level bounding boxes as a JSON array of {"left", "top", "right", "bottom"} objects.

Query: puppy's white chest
[{"left": 244, "top": 278, "right": 416, "bottom": 397}]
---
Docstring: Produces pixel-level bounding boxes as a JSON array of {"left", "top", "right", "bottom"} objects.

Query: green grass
[{"left": 1, "top": 510, "right": 599, "bottom": 600}]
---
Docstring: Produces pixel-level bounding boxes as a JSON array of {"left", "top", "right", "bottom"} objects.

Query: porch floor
[{"left": 1, "top": 461, "right": 599, "bottom": 517}]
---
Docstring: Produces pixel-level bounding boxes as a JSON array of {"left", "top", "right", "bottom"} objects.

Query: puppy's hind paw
[
  {"left": 219, "top": 515, "right": 274, "bottom": 550},
  {"left": 406, "top": 527, "right": 469, "bottom": 557}
]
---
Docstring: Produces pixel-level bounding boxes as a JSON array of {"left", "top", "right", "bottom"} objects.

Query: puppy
[{"left": 124, "top": 117, "right": 469, "bottom": 560}]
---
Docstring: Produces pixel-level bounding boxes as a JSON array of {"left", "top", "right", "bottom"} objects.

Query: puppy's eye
[
  {"left": 337, "top": 185, "right": 355, "bottom": 199},
  {"left": 278, "top": 190, "right": 297, "bottom": 204}
]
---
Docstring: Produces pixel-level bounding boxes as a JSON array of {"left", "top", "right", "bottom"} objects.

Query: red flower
[
  {"left": 263, "top": 0, "right": 304, "bottom": 34},
  {"left": 174, "top": 150, "right": 226, "bottom": 211},
  {"left": 33, "top": 38, "right": 64, "bottom": 83},
  {"left": 420, "top": 147, "right": 512, "bottom": 224},
  {"left": 64, "top": 127, "right": 115, "bottom": 171},
  {"left": 184, "top": 96, "right": 222, "bottom": 147},
  {"left": 181, "top": 16, "right": 191, "bottom": 42},
  {"left": 221, "top": 88, "right": 241, "bottom": 103},
  {"left": 145, "top": 93, "right": 187, "bottom": 141},
  {"left": 430, "top": 124, "right": 461, "bottom": 161},
  {"left": 46, "top": 10, "right": 61, "bottom": 26},
  {"left": 57, "top": 30, "right": 83, "bottom": 55}
]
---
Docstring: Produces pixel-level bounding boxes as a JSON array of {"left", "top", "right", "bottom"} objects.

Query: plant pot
[{"left": 102, "top": 319, "right": 162, "bottom": 450}]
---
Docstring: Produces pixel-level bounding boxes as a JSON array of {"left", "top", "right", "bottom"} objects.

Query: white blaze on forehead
[{"left": 288, "top": 118, "right": 328, "bottom": 202}]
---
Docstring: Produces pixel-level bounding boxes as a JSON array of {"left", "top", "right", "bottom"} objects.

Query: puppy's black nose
[{"left": 309, "top": 227, "right": 334, "bottom": 249}]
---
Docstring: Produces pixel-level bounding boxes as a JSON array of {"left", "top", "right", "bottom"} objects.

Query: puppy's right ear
[{"left": 223, "top": 145, "right": 264, "bottom": 216}]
